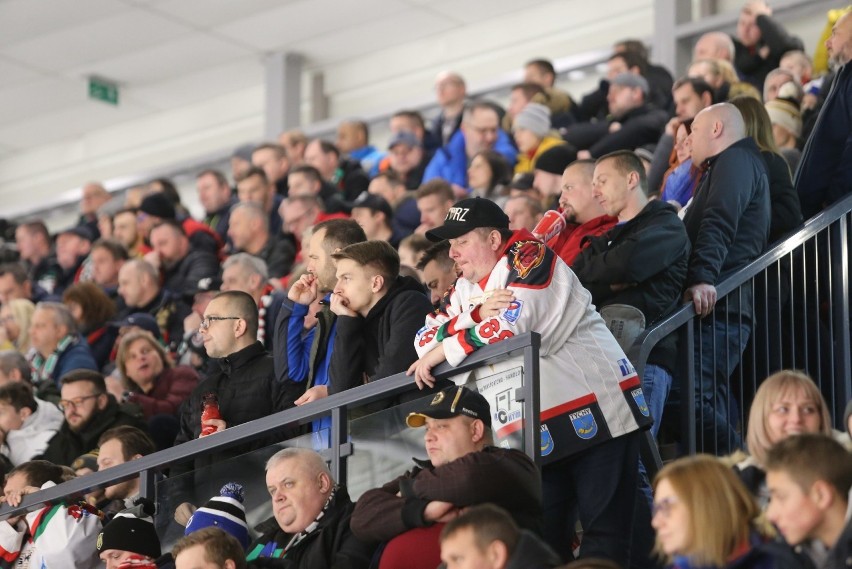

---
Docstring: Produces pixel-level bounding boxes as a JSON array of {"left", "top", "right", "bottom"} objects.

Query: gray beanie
[
  {"left": 513, "top": 103, "right": 551, "bottom": 138},
  {"left": 611, "top": 72, "right": 649, "bottom": 96}
]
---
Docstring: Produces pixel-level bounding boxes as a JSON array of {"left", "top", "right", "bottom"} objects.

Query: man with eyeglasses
[
  {"left": 171, "top": 290, "right": 289, "bottom": 525},
  {"left": 39, "top": 369, "right": 147, "bottom": 467},
  {"left": 423, "top": 102, "right": 517, "bottom": 191}
]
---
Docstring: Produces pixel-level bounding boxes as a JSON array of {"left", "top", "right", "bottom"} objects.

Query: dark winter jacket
[
  {"left": 683, "top": 137, "right": 770, "bottom": 314},
  {"left": 572, "top": 200, "right": 690, "bottom": 324},
  {"left": 733, "top": 15, "right": 804, "bottom": 90},
  {"left": 505, "top": 531, "right": 562, "bottom": 569},
  {"left": 246, "top": 486, "right": 374, "bottom": 569},
  {"left": 162, "top": 250, "right": 219, "bottom": 296},
  {"left": 328, "top": 275, "right": 433, "bottom": 394},
  {"left": 39, "top": 397, "right": 148, "bottom": 466},
  {"left": 760, "top": 150, "right": 802, "bottom": 244},
  {"left": 564, "top": 104, "right": 669, "bottom": 158},
  {"left": 351, "top": 446, "right": 542, "bottom": 543},
  {"left": 171, "top": 342, "right": 289, "bottom": 476},
  {"left": 251, "top": 235, "right": 296, "bottom": 279},
  {"left": 795, "top": 62, "right": 852, "bottom": 220}
]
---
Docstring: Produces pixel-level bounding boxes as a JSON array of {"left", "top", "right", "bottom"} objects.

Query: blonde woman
[
  {"left": 734, "top": 370, "right": 832, "bottom": 506},
  {"left": 0, "top": 298, "right": 35, "bottom": 353},
  {"left": 652, "top": 455, "right": 800, "bottom": 569}
]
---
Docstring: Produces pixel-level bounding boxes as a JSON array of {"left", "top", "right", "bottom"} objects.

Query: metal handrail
[
  {"left": 0, "top": 332, "right": 540, "bottom": 518},
  {"left": 626, "top": 191, "right": 852, "bottom": 373}
]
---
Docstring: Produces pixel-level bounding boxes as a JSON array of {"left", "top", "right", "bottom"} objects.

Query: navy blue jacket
[{"left": 795, "top": 63, "right": 852, "bottom": 220}]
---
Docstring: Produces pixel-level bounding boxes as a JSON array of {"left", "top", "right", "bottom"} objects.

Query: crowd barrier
[
  {"left": 0, "top": 332, "right": 542, "bottom": 542},
  {"left": 627, "top": 192, "right": 852, "bottom": 456}
]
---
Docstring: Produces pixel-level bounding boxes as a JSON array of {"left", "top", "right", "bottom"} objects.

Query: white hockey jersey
[{"left": 414, "top": 231, "right": 652, "bottom": 461}]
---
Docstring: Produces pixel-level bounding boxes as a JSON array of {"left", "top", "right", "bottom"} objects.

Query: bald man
[
  {"left": 682, "top": 102, "right": 770, "bottom": 454},
  {"left": 693, "top": 31, "right": 735, "bottom": 63}
]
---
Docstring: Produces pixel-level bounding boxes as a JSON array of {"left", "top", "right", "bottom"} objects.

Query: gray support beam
[
  {"left": 653, "top": 0, "right": 679, "bottom": 80},
  {"left": 265, "top": 52, "right": 303, "bottom": 139},
  {"left": 310, "top": 72, "right": 330, "bottom": 123}
]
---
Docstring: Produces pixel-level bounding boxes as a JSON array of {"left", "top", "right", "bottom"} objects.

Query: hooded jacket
[
  {"left": 328, "top": 275, "right": 433, "bottom": 394},
  {"left": 2, "top": 397, "right": 65, "bottom": 466}
]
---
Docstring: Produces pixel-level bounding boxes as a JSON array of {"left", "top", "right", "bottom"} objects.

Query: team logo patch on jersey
[
  {"left": 511, "top": 241, "right": 546, "bottom": 279},
  {"left": 540, "top": 424, "right": 555, "bottom": 456},
  {"left": 569, "top": 408, "right": 598, "bottom": 440},
  {"left": 501, "top": 299, "right": 524, "bottom": 323},
  {"left": 617, "top": 358, "right": 636, "bottom": 377},
  {"left": 631, "top": 388, "right": 650, "bottom": 417}
]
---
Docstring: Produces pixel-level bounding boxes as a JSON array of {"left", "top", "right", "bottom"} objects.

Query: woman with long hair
[
  {"left": 0, "top": 298, "right": 35, "bottom": 354},
  {"left": 729, "top": 96, "right": 803, "bottom": 243},
  {"left": 467, "top": 150, "right": 511, "bottom": 205},
  {"left": 62, "top": 282, "right": 118, "bottom": 369},
  {"left": 660, "top": 118, "right": 701, "bottom": 210},
  {"left": 652, "top": 454, "right": 801, "bottom": 569}
]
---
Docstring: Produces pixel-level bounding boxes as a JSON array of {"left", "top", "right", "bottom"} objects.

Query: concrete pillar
[{"left": 264, "top": 51, "right": 303, "bottom": 139}]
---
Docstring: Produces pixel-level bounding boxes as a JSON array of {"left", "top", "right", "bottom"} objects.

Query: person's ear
[
  {"left": 490, "top": 230, "right": 503, "bottom": 251},
  {"left": 470, "top": 419, "right": 486, "bottom": 444},
  {"left": 372, "top": 274, "right": 385, "bottom": 294},
  {"left": 486, "top": 540, "right": 509, "bottom": 568},
  {"left": 810, "top": 480, "right": 837, "bottom": 510},
  {"left": 18, "top": 406, "right": 33, "bottom": 421},
  {"left": 233, "top": 317, "right": 247, "bottom": 338},
  {"left": 223, "top": 560, "right": 237, "bottom": 569},
  {"left": 628, "top": 170, "right": 640, "bottom": 191},
  {"left": 97, "top": 392, "right": 109, "bottom": 410},
  {"left": 318, "top": 472, "right": 332, "bottom": 493}
]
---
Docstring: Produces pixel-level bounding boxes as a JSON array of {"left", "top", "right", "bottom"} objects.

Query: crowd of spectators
[{"left": 0, "top": 2, "right": 852, "bottom": 568}]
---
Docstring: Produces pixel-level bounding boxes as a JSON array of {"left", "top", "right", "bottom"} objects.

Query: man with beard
[
  {"left": 545, "top": 160, "right": 617, "bottom": 265},
  {"left": 39, "top": 370, "right": 147, "bottom": 467}
]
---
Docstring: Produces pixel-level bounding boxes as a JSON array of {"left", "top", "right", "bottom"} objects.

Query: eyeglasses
[
  {"left": 199, "top": 316, "right": 241, "bottom": 330},
  {"left": 58, "top": 393, "right": 102, "bottom": 411},
  {"left": 651, "top": 496, "right": 679, "bottom": 518}
]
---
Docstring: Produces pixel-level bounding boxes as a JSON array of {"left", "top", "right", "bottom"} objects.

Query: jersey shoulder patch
[{"left": 506, "top": 240, "right": 556, "bottom": 288}]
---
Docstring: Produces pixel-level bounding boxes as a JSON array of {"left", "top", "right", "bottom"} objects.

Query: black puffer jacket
[
  {"left": 328, "top": 275, "right": 433, "bottom": 394},
  {"left": 171, "top": 342, "right": 289, "bottom": 476}
]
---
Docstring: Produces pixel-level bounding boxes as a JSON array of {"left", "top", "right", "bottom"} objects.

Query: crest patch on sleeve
[{"left": 511, "top": 241, "right": 546, "bottom": 279}]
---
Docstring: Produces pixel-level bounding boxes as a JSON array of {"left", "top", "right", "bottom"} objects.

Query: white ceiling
[{"left": 0, "top": 0, "right": 553, "bottom": 155}]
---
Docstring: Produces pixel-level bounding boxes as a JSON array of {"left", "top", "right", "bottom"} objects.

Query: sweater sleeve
[
  {"left": 327, "top": 315, "right": 367, "bottom": 395},
  {"left": 350, "top": 474, "right": 427, "bottom": 542},
  {"left": 286, "top": 303, "right": 313, "bottom": 383},
  {"left": 371, "top": 292, "right": 434, "bottom": 382}
]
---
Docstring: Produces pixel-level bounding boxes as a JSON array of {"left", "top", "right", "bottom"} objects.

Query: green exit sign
[{"left": 89, "top": 77, "right": 119, "bottom": 106}]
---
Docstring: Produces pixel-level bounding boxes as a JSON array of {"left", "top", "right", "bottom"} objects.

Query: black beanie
[
  {"left": 139, "top": 192, "right": 176, "bottom": 220},
  {"left": 534, "top": 144, "right": 578, "bottom": 175},
  {"left": 96, "top": 498, "right": 161, "bottom": 559}
]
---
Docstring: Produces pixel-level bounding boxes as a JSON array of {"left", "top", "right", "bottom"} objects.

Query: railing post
[
  {"left": 138, "top": 469, "right": 156, "bottom": 500},
  {"left": 831, "top": 215, "right": 852, "bottom": 425},
  {"left": 683, "top": 321, "right": 697, "bottom": 455},
  {"left": 521, "top": 334, "right": 542, "bottom": 467},
  {"left": 330, "top": 405, "right": 348, "bottom": 483}
]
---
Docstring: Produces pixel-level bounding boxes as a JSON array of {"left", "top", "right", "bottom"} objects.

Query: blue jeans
[
  {"left": 641, "top": 364, "right": 671, "bottom": 439},
  {"left": 695, "top": 317, "right": 751, "bottom": 454}
]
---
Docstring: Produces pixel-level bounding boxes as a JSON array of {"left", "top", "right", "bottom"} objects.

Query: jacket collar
[{"left": 217, "top": 341, "right": 267, "bottom": 375}]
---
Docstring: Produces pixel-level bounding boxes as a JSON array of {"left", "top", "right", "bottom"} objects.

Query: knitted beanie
[
  {"left": 185, "top": 482, "right": 250, "bottom": 549},
  {"left": 139, "top": 192, "right": 176, "bottom": 220},
  {"left": 97, "top": 498, "right": 161, "bottom": 559},
  {"left": 765, "top": 97, "right": 802, "bottom": 138},
  {"left": 513, "top": 103, "right": 552, "bottom": 138},
  {"left": 534, "top": 144, "right": 577, "bottom": 175}
]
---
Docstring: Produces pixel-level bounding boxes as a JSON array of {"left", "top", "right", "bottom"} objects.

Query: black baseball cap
[
  {"left": 425, "top": 197, "right": 509, "bottom": 242},
  {"left": 109, "top": 312, "right": 161, "bottom": 340},
  {"left": 350, "top": 191, "right": 394, "bottom": 221},
  {"left": 406, "top": 385, "right": 492, "bottom": 428}
]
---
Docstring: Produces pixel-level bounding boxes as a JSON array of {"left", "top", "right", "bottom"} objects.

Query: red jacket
[
  {"left": 127, "top": 365, "right": 199, "bottom": 418},
  {"left": 548, "top": 215, "right": 617, "bottom": 266}
]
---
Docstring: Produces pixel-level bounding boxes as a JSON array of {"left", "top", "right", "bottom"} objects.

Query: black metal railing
[
  {"left": 0, "top": 332, "right": 541, "bottom": 519},
  {"left": 627, "top": 193, "right": 852, "bottom": 456}
]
